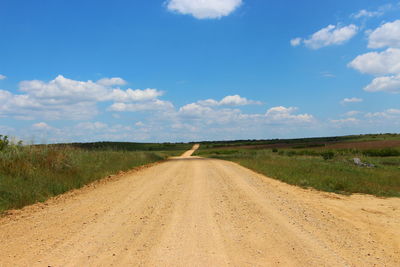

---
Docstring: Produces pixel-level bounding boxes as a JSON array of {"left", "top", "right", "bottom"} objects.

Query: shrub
[
  {"left": 0, "top": 135, "right": 9, "bottom": 151},
  {"left": 272, "top": 148, "right": 278, "bottom": 153},
  {"left": 321, "top": 151, "right": 335, "bottom": 160}
]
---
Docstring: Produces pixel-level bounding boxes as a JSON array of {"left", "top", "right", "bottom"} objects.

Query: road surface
[{"left": 0, "top": 145, "right": 399, "bottom": 266}]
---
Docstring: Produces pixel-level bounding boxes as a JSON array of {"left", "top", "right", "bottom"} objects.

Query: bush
[
  {"left": 321, "top": 151, "right": 335, "bottom": 160},
  {"left": 272, "top": 148, "right": 278, "bottom": 153},
  {"left": 0, "top": 135, "right": 9, "bottom": 151}
]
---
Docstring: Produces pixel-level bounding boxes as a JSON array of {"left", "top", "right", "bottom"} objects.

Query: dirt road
[{"left": 1, "top": 145, "right": 399, "bottom": 266}]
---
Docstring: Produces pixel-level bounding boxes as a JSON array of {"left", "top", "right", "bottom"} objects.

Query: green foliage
[
  {"left": 0, "top": 135, "right": 9, "bottom": 151},
  {"left": 321, "top": 151, "right": 335, "bottom": 160}
]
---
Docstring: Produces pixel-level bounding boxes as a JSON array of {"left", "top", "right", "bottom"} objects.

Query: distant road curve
[{"left": 0, "top": 144, "right": 399, "bottom": 266}]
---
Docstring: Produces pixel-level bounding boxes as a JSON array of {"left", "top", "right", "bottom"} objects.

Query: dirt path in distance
[{"left": 0, "top": 144, "right": 399, "bottom": 266}]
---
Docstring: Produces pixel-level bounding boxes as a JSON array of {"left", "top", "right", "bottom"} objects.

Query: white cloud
[
  {"left": 290, "top": 38, "right": 302, "bottom": 47},
  {"left": 32, "top": 122, "right": 52, "bottom": 130},
  {"left": 19, "top": 75, "right": 107, "bottom": 103},
  {"left": 0, "top": 89, "right": 97, "bottom": 120},
  {"left": 135, "top": 121, "right": 145, "bottom": 127},
  {"left": 321, "top": 71, "right": 336, "bottom": 78},
  {"left": 303, "top": 24, "right": 358, "bottom": 49},
  {"left": 165, "top": 0, "right": 242, "bottom": 19},
  {"left": 364, "top": 74, "right": 400, "bottom": 93},
  {"left": 197, "top": 94, "right": 261, "bottom": 106},
  {"left": 331, "top": 118, "right": 359, "bottom": 124},
  {"left": 344, "top": 110, "right": 362, "bottom": 117},
  {"left": 0, "top": 74, "right": 6, "bottom": 80},
  {"left": 219, "top": 95, "right": 258, "bottom": 105},
  {"left": 341, "top": 97, "right": 363, "bottom": 104},
  {"left": 265, "top": 106, "right": 314, "bottom": 123},
  {"left": 351, "top": 3, "right": 396, "bottom": 20},
  {"left": 176, "top": 102, "right": 314, "bottom": 133},
  {"left": 108, "top": 99, "right": 174, "bottom": 112},
  {"left": 179, "top": 103, "right": 213, "bottom": 117},
  {"left": 348, "top": 48, "right": 400, "bottom": 75},
  {"left": 365, "top": 108, "right": 400, "bottom": 118},
  {"left": 351, "top": 9, "right": 383, "bottom": 19},
  {"left": 368, "top": 20, "right": 400, "bottom": 49},
  {"left": 107, "top": 88, "right": 163, "bottom": 102},
  {"left": 0, "top": 75, "right": 167, "bottom": 120},
  {"left": 97, "top": 77, "right": 127, "bottom": 86},
  {"left": 19, "top": 75, "right": 163, "bottom": 103}
]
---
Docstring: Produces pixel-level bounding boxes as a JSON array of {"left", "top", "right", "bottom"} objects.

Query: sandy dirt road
[{"left": 0, "top": 145, "right": 399, "bottom": 266}]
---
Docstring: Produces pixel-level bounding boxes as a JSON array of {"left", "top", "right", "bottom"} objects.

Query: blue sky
[{"left": 1, "top": 0, "right": 400, "bottom": 143}]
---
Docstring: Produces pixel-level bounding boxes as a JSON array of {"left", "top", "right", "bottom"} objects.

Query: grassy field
[
  {"left": 196, "top": 138, "right": 400, "bottom": 197},
  {"left": 0, "top": 140, "right": 190, "bottom": 213},
  {"left": 198, "top": 133, "right": 400, "bottom": 149}
]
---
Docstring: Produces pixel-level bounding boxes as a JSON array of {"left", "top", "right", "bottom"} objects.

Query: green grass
[
  {"left": 0, "top": 144, "right": 188, "bottom": 213},
  {"left": 196, "top": 148, "right": 400, "bottom": 197}
]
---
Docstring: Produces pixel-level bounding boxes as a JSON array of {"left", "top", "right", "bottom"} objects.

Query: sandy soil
[{"left": 0, "top": 145, "right": 399, "bottom": 266}]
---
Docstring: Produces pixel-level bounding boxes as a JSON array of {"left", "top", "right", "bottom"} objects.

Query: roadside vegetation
[
  {"left": 196, "top": 134, "right": 400, "bottom": 197},
  {"left": 0, "top": 137, "right": 190, "bottom": 213}
]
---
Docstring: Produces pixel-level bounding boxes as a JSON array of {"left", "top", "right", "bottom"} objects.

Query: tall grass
[
  {"left": 0, "top": 145, "right": 177, "bottom": 212},
  {"left": 196, "top": 148, "right": 400, "bottom": 197}
]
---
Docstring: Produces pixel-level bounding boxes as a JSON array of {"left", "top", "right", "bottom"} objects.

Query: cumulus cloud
[
  {"left": 0, "top": 74, "right": 6, "bottom": 80},
  {"left": 341, "top": 97, "right": 363, "bottom": 104},
  {"left": 368, "top": 20, "right": 400, "bottom": 49},
  {"left": 364, "top": 74, "right": 400, "bottom": 93},
  {"left": 302, "top": 24, "right": 358, "bottom": 49},
  {"left": 179, "top": 103, "right": 214, "bottom": 117},
  {"left": 19, "top": 75, "right": 107, "bottom": 104},
  {"left": 198, "top": 95, "right": 261, "bottom": 106},
  {"left": 165, "top": 0, "right": 242, "bottom": 19},
  {"left": 350, "top": 19, "right": 400, "bottom": 95},
  {"left": 348, "top": 48, "right": 400, "bottom": 75},
  {"left": 0, "top": 75, "right": 167, "bottom": 120},
  {"left": 107, "top": 88, "right": 163, "bottom": 102}
]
